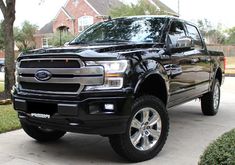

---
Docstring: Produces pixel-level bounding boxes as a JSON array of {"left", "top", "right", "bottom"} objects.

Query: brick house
[
  {"left": 35, "top": 0, "right": 177, "bottom": 48},
  {"left": 35, "top": 0, "right": 123, "bottom": 48}
]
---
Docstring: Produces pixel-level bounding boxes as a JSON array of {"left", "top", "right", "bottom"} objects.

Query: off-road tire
[
  {"left": 109, "top": 95, "right": 169, "bottom": 162},
  {"left": 201, "top": 79, "right": 221, "bottom": 116}
]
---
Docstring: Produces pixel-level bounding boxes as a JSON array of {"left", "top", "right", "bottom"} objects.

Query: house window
[
  {"left": 78, "top": 16, "right": 94, "bottom": 32},
  {"left": 42, "top": 37, "right": 49, "bottom": 48}
]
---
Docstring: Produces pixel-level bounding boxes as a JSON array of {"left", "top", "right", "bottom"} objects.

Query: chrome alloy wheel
[
  {"left": 213, "top": 83, "right": 220, "bottom": 110},
  {"left": 129, "top": 107, "right": 162, "bottom": 151}
]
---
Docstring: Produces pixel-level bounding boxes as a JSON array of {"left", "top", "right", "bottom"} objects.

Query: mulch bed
[{"left": 0, "top": 92, "right": 12, "bottom": 105}]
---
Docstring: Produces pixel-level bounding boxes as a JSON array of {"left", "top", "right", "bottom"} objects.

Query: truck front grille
[
  {"left": 16, "top": 58, "right": 104, "bottom": 95},
  {"left": 20, "top": 59, "right": 80, "bottom": 68},
  {"left": 21, "top": 82, "right": 80, "bottom": 93}
]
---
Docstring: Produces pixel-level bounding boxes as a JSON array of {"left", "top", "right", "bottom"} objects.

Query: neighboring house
[
  {"left": 35, "top": 0, "right": 123, "bottom": 48},
  {"left": 34, "top": 22, "right": 54, "bottom": 48},
  {"left": 35, "top": 0, "right": 177, "bottom": 48}
]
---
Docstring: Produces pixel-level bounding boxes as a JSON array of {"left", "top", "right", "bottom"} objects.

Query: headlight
[{"left": 85, "top": 60, "right": 128, "bottom": 90}]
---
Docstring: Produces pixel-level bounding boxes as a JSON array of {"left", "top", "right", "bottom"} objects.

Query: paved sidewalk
[{"left": 0, "top": 78, "right": 234, "bottom": 165}]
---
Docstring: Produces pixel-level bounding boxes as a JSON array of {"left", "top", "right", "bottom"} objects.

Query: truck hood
[{"left": 19, "top": 43, "right": 163, "bottom": 60}]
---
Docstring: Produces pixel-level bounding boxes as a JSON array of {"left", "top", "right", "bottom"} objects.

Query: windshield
[{"left": 70, "top": 17, "right": 167, "bottom": 45}]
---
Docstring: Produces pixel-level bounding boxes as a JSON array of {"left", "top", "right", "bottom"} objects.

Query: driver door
[{"left": 167, "top": 21, "right": 197, "bottom": 106}]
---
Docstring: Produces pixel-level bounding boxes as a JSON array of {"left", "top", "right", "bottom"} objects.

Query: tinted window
[
  {"left": 186, "top": 24, "right": 203, "bottom": 49},
  {"left": 70, "top": 17, "right": 167, "bottom": 44},
  {"left": 168, "top": 21, "right": 186, "bottom": 46}
]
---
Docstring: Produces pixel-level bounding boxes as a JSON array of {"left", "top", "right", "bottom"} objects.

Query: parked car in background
[{"left": 0, "top": 58, "right": 4, "bottom": 72}]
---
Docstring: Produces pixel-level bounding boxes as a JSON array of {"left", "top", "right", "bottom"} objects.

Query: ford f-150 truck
[{"left": 12, "top": 16, "right": 225, "bottom": 162}]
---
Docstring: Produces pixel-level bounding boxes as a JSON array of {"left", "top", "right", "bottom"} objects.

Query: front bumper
[{"left": 12, "top": 89, "right": 134, "bottom": 135}]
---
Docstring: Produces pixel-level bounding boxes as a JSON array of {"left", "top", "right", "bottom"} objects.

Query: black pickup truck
[{"left": 12, "top": 16, "right": 225, "bottom": 162}]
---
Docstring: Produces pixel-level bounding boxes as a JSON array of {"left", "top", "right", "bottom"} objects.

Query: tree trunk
[
  {"left": 0, "top": 0, "right": 16, "bottom": 98},
  {"left": 3, "top": 19, "right": 15, "bottom": 98}
]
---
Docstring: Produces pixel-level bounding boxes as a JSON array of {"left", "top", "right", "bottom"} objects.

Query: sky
[{"left": 0, "top": 0, "right": 235, "bottom": 29}]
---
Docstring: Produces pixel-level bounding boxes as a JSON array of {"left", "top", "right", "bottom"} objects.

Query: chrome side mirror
[{"left": 176, "top": 36, "right": 194, "bottom": 49}]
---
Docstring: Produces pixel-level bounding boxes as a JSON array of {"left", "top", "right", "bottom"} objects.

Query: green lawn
[
  {"left": 0, "top": 105, "right": 21, "bottom": 133},
  {"left": 0, "top": 82, "right": 3, "bottom": 92}
]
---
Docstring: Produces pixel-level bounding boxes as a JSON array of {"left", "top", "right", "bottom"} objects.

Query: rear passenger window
[{"left": 186, "top": 24, "right": 203, "bottom": 49}]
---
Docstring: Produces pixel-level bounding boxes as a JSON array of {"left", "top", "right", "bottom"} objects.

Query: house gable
[
  {"left": 150, "top": 0, "right": 178, "bottom": 16},
  {"left": 86, "top": 0, "right": 123, "bottom": 16},
  {"left": 59, "top": 0, "right": 104, "bottom": 34},
  {"left": 53, "top": 6, "right": 75, "bottom": 34}
]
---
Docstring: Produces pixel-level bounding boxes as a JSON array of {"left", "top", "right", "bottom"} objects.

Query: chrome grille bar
[
  {"left": 18, "top": 66, "right": 104, "bottom": 76},
  {"left": 18, "top": 76, "right": 104, "bottom": 85},
  {"left": 16, "top": 58, "right": 104, "bottom": 95}
]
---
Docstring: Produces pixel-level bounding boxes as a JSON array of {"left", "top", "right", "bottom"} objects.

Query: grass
[
  {"left": 0, "top": 82, "right": 3, "bottom": 92},
  {"left": 0, "top": 104, "right": 21, "bottom": 133}
]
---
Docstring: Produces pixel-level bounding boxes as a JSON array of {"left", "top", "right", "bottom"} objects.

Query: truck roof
[{"left": 112, "top": 15, "right": 197, "bottom": 27}]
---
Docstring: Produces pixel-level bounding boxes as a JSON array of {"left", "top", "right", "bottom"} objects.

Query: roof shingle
[
  {"left": 151, "top": 0, "right": 178, "bottom": 16},
  {"left": 37, "top": 21, "right": 53, "bottom": 34},
  {"left": 86, "top": 0, "right": 123, "bottom": 15}
]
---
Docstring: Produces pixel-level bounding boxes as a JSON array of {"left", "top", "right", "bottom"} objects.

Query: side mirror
[
  {"left": 176, "top": 36, "right": 194, "bottom": 49},
  {"left": 64, "top": 42, "right": 70, "bottom": 46},
  {"left": 167, "top": 36, "right": 194, "bottom": 53}
]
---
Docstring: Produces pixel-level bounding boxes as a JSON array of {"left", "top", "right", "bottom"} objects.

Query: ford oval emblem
[{"left": 35, "top": 70, "right": 52, "bottom": 81}]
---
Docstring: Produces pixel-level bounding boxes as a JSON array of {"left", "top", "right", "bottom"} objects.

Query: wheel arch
[
  {"left": 215, "top": 67, "right": 223, "bottom": 85},
  {"left": 134, "top": 73, "right": 169, "bottom": 106}
]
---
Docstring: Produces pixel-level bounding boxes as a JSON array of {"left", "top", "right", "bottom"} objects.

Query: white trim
[
  {"left": 63, "top": 0, "right": 70, "bottom": 7},
  {"left": 84, "top": 0, "right": 101, "bottom": 15},
  {"left": 148, "top": 0, "right": 160, "bottom": 10},
  {"left": 61, "top": 7, "right": 73, "bottom": 19},
  {"left": 54, "top": 7, "right": 73, "bottom": 21},
  {"left": 53, "top": 0, "right": 70, "bottom": 20}
]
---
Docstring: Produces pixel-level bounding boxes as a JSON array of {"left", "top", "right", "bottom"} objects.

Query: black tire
[
  {"left": 201, "top": 79, "right": 221, "bottom": 116},
  {"left": 20, "top": 121, "right": 66, "bottom": 142},
  {"left": 109, "top": 95, "right": 169, "bottom": 162}
]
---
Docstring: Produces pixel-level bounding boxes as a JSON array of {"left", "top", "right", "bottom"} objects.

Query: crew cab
[{"left": 12, "top": 16, "right": 225, "bottom": 162}]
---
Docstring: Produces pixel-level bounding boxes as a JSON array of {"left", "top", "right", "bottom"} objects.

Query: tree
[
  {"left": 49, "top": 31, "right": 74, "bottom": 47},
  {"left": 197, "top": 19, "right": 225, "bottom": 45},
  {"left": 0, "top": 0, "right": 16, "bottom": 98},
  {"left": 0, "top": 21, "right": 4, "bottom": 50},
  {"left": 225, "top": 27, "right": 235, "bottom": 45},
  {"left": 109, "top": 0, "right": 165, "bottom": 17},
  {"left": 197, "top": 19, "right": 213, "bottom": 37},
  {"left": 14, "top": 21, "right": 38, "bottom": 52}
]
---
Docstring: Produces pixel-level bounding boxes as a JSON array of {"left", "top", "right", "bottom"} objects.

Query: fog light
[{"left": 104, "top": 104, "right": 114, "bottom": 111}]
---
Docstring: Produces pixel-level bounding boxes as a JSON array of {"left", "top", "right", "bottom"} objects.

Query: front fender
[{"left": 133, "top": 59, "right": 170, "bottom": 97}]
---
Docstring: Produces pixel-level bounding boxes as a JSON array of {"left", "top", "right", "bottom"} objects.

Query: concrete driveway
[{"left": 0, "top": 77, "right": 235, "bottom": 165}]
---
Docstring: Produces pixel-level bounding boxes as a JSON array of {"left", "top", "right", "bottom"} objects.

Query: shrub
[{"left": 199, "top": 129, "right": 235, "bottom": 165}]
